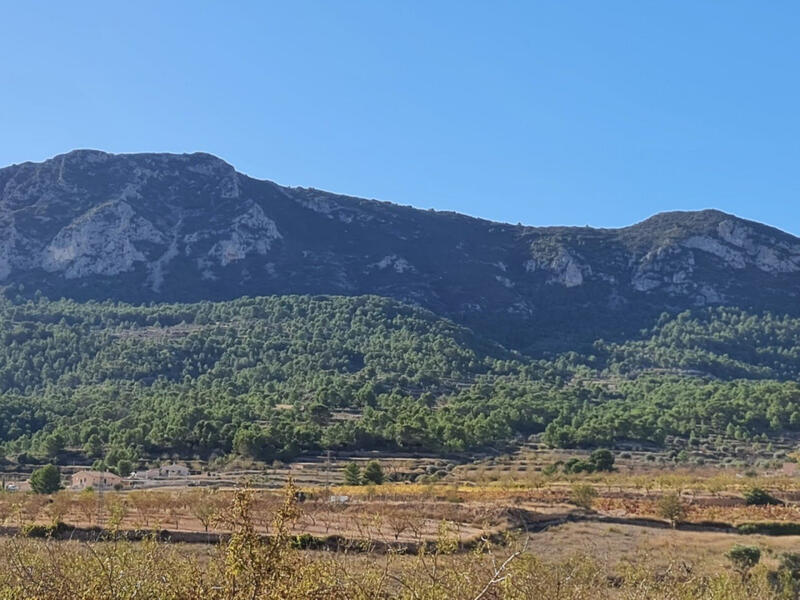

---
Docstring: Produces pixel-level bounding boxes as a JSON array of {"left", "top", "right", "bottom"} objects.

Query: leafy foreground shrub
[
  {"left": 768, "top": 552, "right": 800, "bottom": 597},
  {"left": 19, "top": 522, "right": 71, "bottom": 539},
  {"left": 726, "top": 544, "right": 761, "bottom": 580},
  {"left": 0, "top": 485, "right": 782, "bottom": 599}
]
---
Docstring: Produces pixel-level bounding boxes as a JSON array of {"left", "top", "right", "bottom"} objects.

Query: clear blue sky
[{"left": 2, "top": 2, "right": 799, "bottom": 233}]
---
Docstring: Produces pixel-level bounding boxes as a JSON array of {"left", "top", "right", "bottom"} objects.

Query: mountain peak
[
  {"left": 619, "top": 208, "right": 797, "bottom": 251},
  {"left": 51, "top": 148, "right": 233, "bottom": 164},
  {"left": 13, "top": 149, "right": 238, "bottom": 181}
]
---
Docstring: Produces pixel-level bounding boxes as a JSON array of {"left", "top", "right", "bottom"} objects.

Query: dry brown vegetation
[
  {"left": 1, "top": 467, "right": 800, "bottom": 597},
  {"left": 0, "top": 484, "right": 797, "bottom": 599},
  {"left": 4, "top": 468, "right": 800, "bottom": 540}
]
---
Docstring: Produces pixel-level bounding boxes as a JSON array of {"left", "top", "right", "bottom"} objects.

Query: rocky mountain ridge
[{"left": 1, "top": 150, "right": 798, "bottom": 351}]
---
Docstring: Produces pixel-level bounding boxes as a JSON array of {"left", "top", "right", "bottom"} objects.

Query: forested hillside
[
  {"left": 1, "top": 295, "right": 800, "bottom": 470},
  {"left": 598, "top": 307, "right": 800, "bottom": 380}
]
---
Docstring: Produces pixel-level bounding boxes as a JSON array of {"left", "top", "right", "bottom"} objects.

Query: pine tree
[
  {"left": 362, "top": 460, "right": 384, "bottom": 485},
  {"left": 30, "top": 464, "right": 61, "bottom": 494},
  {"left": 343, "top": 462, "right": 361, "bottom": 486}
]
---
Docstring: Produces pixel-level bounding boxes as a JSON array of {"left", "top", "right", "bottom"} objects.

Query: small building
[
  {"left": 136, "top": 468, "right": 160, "bottom": 480},
  {"left": 163, "top": 463, "right": 190, "bottom": 478},
  {"left": 71, "top": 470, "right": 123, "bottom": 491},
  {"left": 136, "top": 463, "right": 190, "bottom": 480}
]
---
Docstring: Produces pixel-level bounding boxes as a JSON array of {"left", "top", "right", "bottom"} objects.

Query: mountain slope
[
  {"left": 0, "top": 294, "right": 535, "bottom": 461},
  {"left": 1, "top": 150, "right": 799, "bottom": 351},
  {"left": 2, "top": 295, "right": 800, "bottom": 462},
  {"left": 0, "top": 294, "right": 510, "bottom": 397}
]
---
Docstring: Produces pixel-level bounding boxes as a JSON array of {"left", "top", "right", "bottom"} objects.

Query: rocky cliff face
[{"left": 1, "top": 150, "right": 798, "bottom": 350}]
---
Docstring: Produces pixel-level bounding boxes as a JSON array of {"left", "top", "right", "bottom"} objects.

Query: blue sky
[{"left": 2, "top": 2, "right": 799, "bottom": 233}]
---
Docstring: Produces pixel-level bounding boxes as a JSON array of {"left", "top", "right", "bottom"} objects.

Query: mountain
[
  {"left": 2, "top": 149, "right": 799, "bottom": 351},
  {"left": 2, "top": 151, "right": 800, "bottom": 459}
]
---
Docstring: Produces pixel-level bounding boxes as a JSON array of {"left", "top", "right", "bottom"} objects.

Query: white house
[
  {"left": 136, "top": 463, "right": 190, "bottom": 480},
  {"left": 164, "top": 463, "right": 190, "bottom": 478}
]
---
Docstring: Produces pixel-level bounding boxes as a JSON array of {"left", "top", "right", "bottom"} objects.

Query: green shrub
[
  {"left": 563, "top": 458, "right": 594, "bottom": 474},
  {"left": 21, "top": 522, "right": 69, "bottom": 538},
  {"left": 737, "top": 522, "right": 800, "bottom": 536},
  {"left": 726, "top": 545, "right": 761, "bottom": 579},
  {"left": 768, "top": 552, "right": 800, "bottom": 596},
  {"left": 744, "top": 487, "right": 782, "bottom": 506},
  {"left": 569, "top": 484, "right": 597, "bottom": 509},
  {"left": 588, "top": 449, "right": 615, "bottom": 471}
]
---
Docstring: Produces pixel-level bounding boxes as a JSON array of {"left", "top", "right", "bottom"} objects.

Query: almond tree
[
  {"left": 74, "top": 490, "right": 100, "bottom": 526},
  {"left": 45, "top": 491, "right": 74, "bottom": 526},
  {"left": 387, "top": 509, "right": 410, "bottom": 542},
  {"left": 129, "top": 491, "right": 159, "bottom": 528},
  {"left": 186, "top": 488, "right": 226, "bottom": 533},
  {"left": 656, "top": 493, "right": 686, "bottom": 528}
]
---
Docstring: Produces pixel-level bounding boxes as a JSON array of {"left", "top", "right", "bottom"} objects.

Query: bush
[
  {"left": 726, "top": 545, "right": 761, "bottom": 579},
  {"left": 562, "top": 451, "right": 616, "bottom": 474},
  {"left": 291, "top": 533, "right": 317, "bottom": 549},
  {"left": 777, "top": 552, "right": 800, "bottom": 577},
  {"left": 542, "top": 464, "right": 558, "bottom": 476},
  {"left": 563, "top": 458, "right": 594, "bottom": 474},
  {"left": 569, "top": 484, "right": 597, "bottom": 509},
  {"left": 737, "top": 522, "right": 800, "bottom": 536},
  {"left": 589, "top": 449, "right": 615, "bottom": 472},
  {"left": 768, "top": 552, "right": 800, "bottom": 596},
  {"left": 21, "top": 522, "right": 70, "bottom": 538},
  {"left": 744, "top": 487, "right": 782, "bottom": 506}
]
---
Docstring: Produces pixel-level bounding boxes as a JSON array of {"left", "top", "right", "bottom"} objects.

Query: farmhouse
[
  {"left": 71, "top": 470, "right": 122, "bottom": 491},
  {"left": 782, "top": 462, "right": 799, "bottom": 476}
]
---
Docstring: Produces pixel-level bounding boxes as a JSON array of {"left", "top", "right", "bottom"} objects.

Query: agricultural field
[{"left": 3, "top": 453, "right": 800, "bottom": 597}]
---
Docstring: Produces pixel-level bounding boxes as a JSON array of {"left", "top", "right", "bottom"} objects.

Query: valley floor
[{"left": 3, "top": 464, "right": 800, "bottom": 598}]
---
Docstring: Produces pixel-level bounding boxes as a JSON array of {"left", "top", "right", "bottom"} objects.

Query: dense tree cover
[
  {"left": 541, "top": 377, "right": 800, "bottom": 448},
  {"left": 1, "top": 295, "right": 800, "bottom": 465},
  {"left": 0, "top": 294, "right": 514, "bottom": 395},
  {"left": 597, "top": 307, "right": 800, "bottom": 380},
  {"left": 0, "top": 294, "right": 542, "bottom": 463}
]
